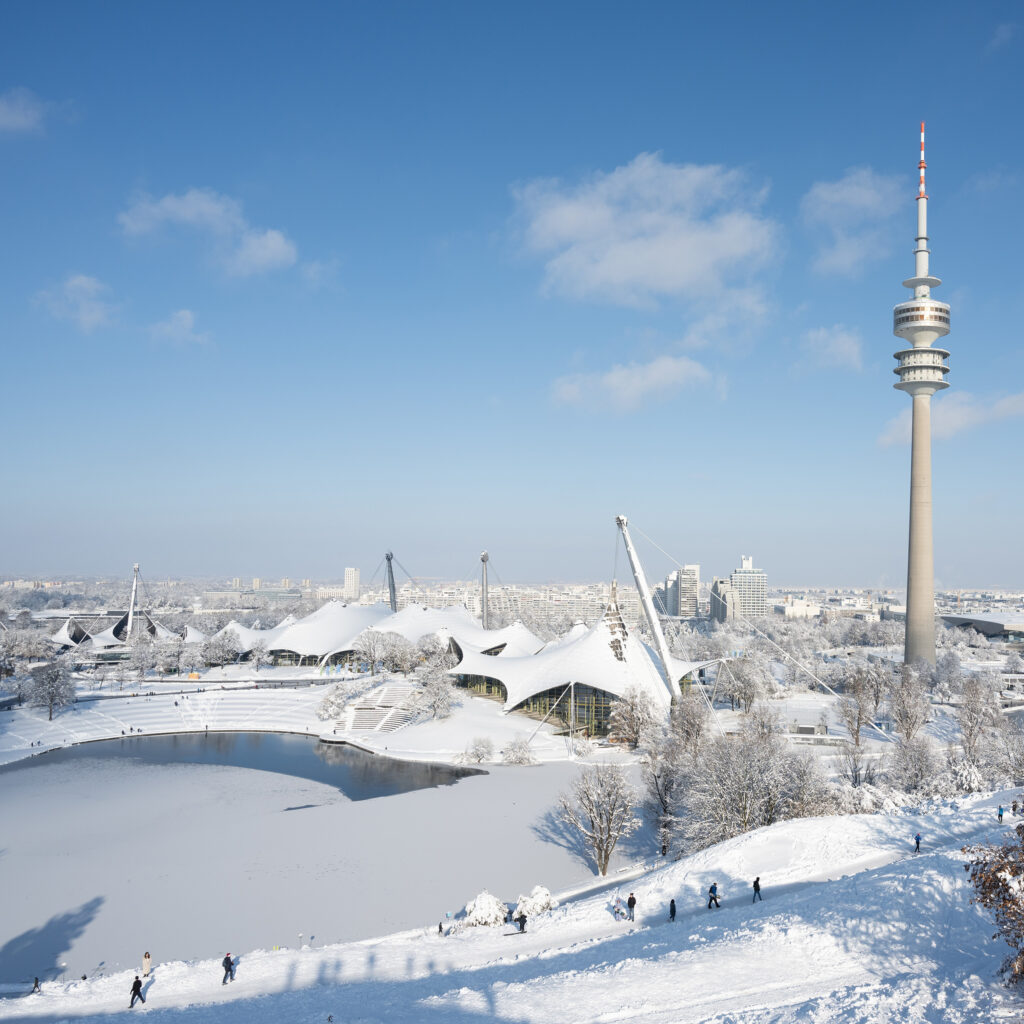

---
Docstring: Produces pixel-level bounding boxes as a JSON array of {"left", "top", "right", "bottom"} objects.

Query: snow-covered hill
[{"left": 4, "top": 791, "right": 1019, "bottom": 1023}]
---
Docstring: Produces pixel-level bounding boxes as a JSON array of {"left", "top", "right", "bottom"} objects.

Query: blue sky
[{"left": 1, "top": 1, "right": 1021, "bottom": 588}]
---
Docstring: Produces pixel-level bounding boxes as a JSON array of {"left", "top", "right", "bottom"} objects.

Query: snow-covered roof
[
  {"left": 50, "top": 617, "right": 91, "bottom": 648},
  {"left": 269, "top": 602, "right": 392, "bottom": 657},
  {"left": 370, "top": 606, "right": 543, "bottom": 657},
  {"left": 447, "top": 599, "right": 709, "bottom": 711},
  {"left": 183, "top": 624, "right": 207, "bottom": 645}
]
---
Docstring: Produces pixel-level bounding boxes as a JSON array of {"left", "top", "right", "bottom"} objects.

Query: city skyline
[{"left": 2, "top": 3, "right": 1022, "bottom": 587}]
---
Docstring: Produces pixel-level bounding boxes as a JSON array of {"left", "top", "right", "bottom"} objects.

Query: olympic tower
[{"left": 893, "top": 122, "right": 950, "bottom": 667}]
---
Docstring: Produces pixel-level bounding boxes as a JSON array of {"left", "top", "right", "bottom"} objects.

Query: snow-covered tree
[
  {"left": 249, "top": 640, "right": 270, "bottom": 673},
  {"left": 128, "top": 637, "right": 155, "bottom": 680},
  {"left": 670, "top": 687, "right": 709, "bottom": 759},
  {"left": 838, "top": 739, "right": 880, "bottom": 787},
  {"left": 1007, "top": 651, "right": 1024, "bottom": 676},
  {"left": 28, "top": 657, "right": 76, "bottom": 720},
  {"left": 964, "top": 823, "right": 1024, "bottom": 984},
  {"left": 728, "top": 654, "right": 772, "bottom": 713},
  {"left": 888, "top": 662, "right": 930, "bottom": 743},
  {"left": 607, "top": 686, "right": 658, "bottom": 749},
  {"left": 933, "top": 651, "right": 962, "bottom": 700},
  {"left": 379, "top": 633, "right": 416, "bottom": 675},
  {"left": 418, "top": 663, "right": 456, "bottom": 719},
  {"left": 640, "top": 727, "right": 685, "bottom": 856},
  {"left": 353, "top": 630, "right": 389, "bottom": 674},
  {"left": 559, "top": 763, "right": 640, "bottom": 876},
  {"left": 202, "top": 629, "right": 241, "bottom": 667},
  {"left": 156, "top": 639, "right": 183, "bottom": 677},
  {"left": 465, "top": 736, "right": 494, "bottom": 763},
  {"left": 889, "top": 736, "right": 938, "bottom": 792},
  {"left": 957, "top": 672, "right": 1002, "bottom": 764},
  {"left": 502, "top": 736, "right": 536, "bottom": 765},
  {"left": 837, "top": 669, "right": 872, "bottom": 747}
]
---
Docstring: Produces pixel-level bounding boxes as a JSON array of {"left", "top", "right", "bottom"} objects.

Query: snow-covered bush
[
  {"left": 888, "top": 737, "right": 939, "bottom": 792},
  {"left": 502, "top": 736, "right": 536, "bottom": 765},
  {"left": 417, "top": 665, "right": 457, "bottom": 719},
  {"left": 317, "top": 682, "right": 355, "bottom": 721},
  {"left": 514, "top": 885, "right": 557, "bottom": 918},
  {"left": 463, "top": 889, "right": 508, "bottom": 927},
  {"left": 464, "top": 737, "right": 494, "bottom": 763}
]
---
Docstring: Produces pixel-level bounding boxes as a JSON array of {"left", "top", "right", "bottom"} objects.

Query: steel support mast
[
  {"left": 615, "top": 515, "right": 678, "bottom": 699},
  {"left": 480, "top": 551, "right": 489, "bottom": 630},
  {"left": 385, "top": 552, "right": 397, "bottom": 613},
  {"left": 125, "top": 563, "right": 140, "bottom": 642}
]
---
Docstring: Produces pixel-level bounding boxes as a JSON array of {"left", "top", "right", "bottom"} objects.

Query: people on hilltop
[
  {"left": 669, "top": 898, "right": 676, "bottom": 922},
  {"left": 707, "top": 883, "right": 720, "bottom": 909},
  {"left": 222, "top": 954, "right": 234, "bottom": 985},
  {"left": 31, "top": 978, "right": 40, "bottom": 994},
  {"left": 627, "top": 893, "right": 636, "bottom": 921},
  {"left": 753, "top": 877, "right": 763, "bottom": 902},
  {"left": 143, "top": 951, "right": 151, "bottom": 977},
  {"left": 130, "top": 975, "right": 146, "bottom": 1007}
]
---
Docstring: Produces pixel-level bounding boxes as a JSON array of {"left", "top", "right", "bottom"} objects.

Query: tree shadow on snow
[
  {"left": 0, "top": 895, "right": 104, "bottom": 984},
  {"left": 530, "top": 806, "right": 595, "bottom": 872}
]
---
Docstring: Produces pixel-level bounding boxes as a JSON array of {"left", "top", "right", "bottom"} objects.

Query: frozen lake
[
  {"left": 0, "top": 737, "right": 649, "bottom": 984},
  {"left": 0, "top": 731, "right": 476, "bottom": 799}
]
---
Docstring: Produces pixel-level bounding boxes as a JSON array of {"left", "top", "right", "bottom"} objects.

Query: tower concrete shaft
[{"left": 893, "top": 123, "right": 950, "bottom": 667}]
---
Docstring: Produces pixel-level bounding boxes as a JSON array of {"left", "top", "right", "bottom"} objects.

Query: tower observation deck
[{"left": 894, "top": 123, "right": 949, "bottom": 667}]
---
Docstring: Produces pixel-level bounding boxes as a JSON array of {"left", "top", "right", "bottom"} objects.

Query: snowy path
[{"left": 3, "top": 792, "right": 1020, "bottom": 1023}]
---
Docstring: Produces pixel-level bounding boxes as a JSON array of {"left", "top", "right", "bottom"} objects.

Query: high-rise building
[
  {"left": 729, "top": 555, "right": 767, "bottom": 618},
  {"left": 252, "top": 577, "right": 261, "bottom": 591},
  {"left": 893, "top": 123, "right": 950, "bottom": 668},
  {"left": 342, "top": 567, "right": 360, "bottom": 601},
  {"left": 710, "top": 577, "right": 739, "bottom": 622},
  {"left": 664, "top": 565, "right": 700, "bottom": 617}
]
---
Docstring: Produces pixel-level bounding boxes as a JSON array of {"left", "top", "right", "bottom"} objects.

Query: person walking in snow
[
  {"left": 753, "top": 877, "right": 762, "bottom": 902},
  {"left": 708, "top": 883, "right": 720, "bottom": 909},
  {"left": 130, "top": 976, "right": 145, "bottom": 1007},
  {"left": 627, "top": 893, "right": 636, "bottom": 921},
  {"left": 31, "top": 978, "right": 40, "bottom": 994},
  {"left": 999, "top": 805, "right": 1005, "bottom": 823},
  {"left": 1013, "top": 800, "right": 1019, "bottom": 816},
  {"left": 914, "top": 833, "right": 921, "bottom": 853},
  {"left": 143, "top": 952, "right": 151, "bottom": 977},
  {"left": 222, "top": 954, "right": 234, "bottom": 985},
  {"left": 669, "top": 898, "right": 676, "bottom": 922}
]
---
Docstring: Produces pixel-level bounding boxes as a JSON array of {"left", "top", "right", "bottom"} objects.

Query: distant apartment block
[
  {"left": 729, "top": 555, "right": 767, "bottom": 618},
  {"left": 343, "top": 567, "right": 360, "bottom": 601}
]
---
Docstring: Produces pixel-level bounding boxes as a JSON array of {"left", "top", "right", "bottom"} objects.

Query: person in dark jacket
[
  {"left": 31, "top": 978, "right": 40, "bottom": 994},
  {"left": 222, "top": 954, "right": 233, "bottom": 985},
  {"left": 627, "top": 893, "right": 636, "bottom": 921},
  {"left": 130, "top": 976, "right": 145, "bottom": 1007},
  {"left": 753, "top": 877, "right": 763, "bottom": 902},
  {"left": 517, "top": 912, "right": 527, "bottom": 933},
  {"left": 669, "top": 898, "right": 676, "bottom": 922},
  {"left": 708, "top": 883, "right": 720, "bottom": 909}
]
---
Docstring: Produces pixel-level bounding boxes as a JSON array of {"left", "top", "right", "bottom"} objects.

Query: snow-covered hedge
[
  {"left": 514, "top": 885, "right": 557, "bottom": 918},
  {"left": 463, "top": 737, "right": 494, "bottom": 764},
  {"left": 502, "top": 736, "right": 536, "bottom": 765},
  {"left": 463, "top": 889, "right": 508, "bottom": 927}
]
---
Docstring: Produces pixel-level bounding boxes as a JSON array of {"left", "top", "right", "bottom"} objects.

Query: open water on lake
[{"left": 0, "top": 732, "right": 479, "bottom": 799}]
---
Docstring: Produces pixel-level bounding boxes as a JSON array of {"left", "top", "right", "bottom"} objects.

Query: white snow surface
[{"left": 1, "top": 790, "right": 1020, "bottom": 1023}]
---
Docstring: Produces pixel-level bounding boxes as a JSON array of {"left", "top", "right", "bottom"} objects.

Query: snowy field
[
  {"left": 0, "top": 751, "right": 650, "bottom": 985},
  {"left": 2, "top": 790, "right": 1020, "bottom": 1023}
]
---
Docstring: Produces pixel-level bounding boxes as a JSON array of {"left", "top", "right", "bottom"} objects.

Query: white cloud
[
  {"left": 878, "top": 390, "right": 1024, "bottom": 446},
  {"left": 35, "top": 274, "right": 115, "bottom": 332},
  {"left": 987, "top": 23, "right": 1017, "bottom": 52},
  {"left": 0, "top": 87, "right": 49, "bottom": 134},
  {"left": 801, "top": 167, "right": 903, "bottom": 276},
  {"left": 801, "top": 325, "right": 863, "bottom": 371},
  {"left": 149, "top": 309, "right": 209, "bottom": 345},
  {"left": 513, "top": 152, "right": 779, "bottom": 307},
  {"left": 225, "top": 229, "right": 297, "bottom": 276},
  {"left": 300, "top": 258, "right": 340, "bottom": 289},
  {"left": 118, "top": 187, "right": 298, "bottom": 276},
  {"left": 553, "top": 353, "right": 712, "bottom": 412}
]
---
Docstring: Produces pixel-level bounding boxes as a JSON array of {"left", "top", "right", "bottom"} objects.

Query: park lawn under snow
[{"left": 2, "top": 790, "right": 1019, "bottom": 1023}]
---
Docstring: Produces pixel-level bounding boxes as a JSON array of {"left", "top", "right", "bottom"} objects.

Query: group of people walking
[{"left": 625, "top": 877, "right": 766, "bottom": 927}]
